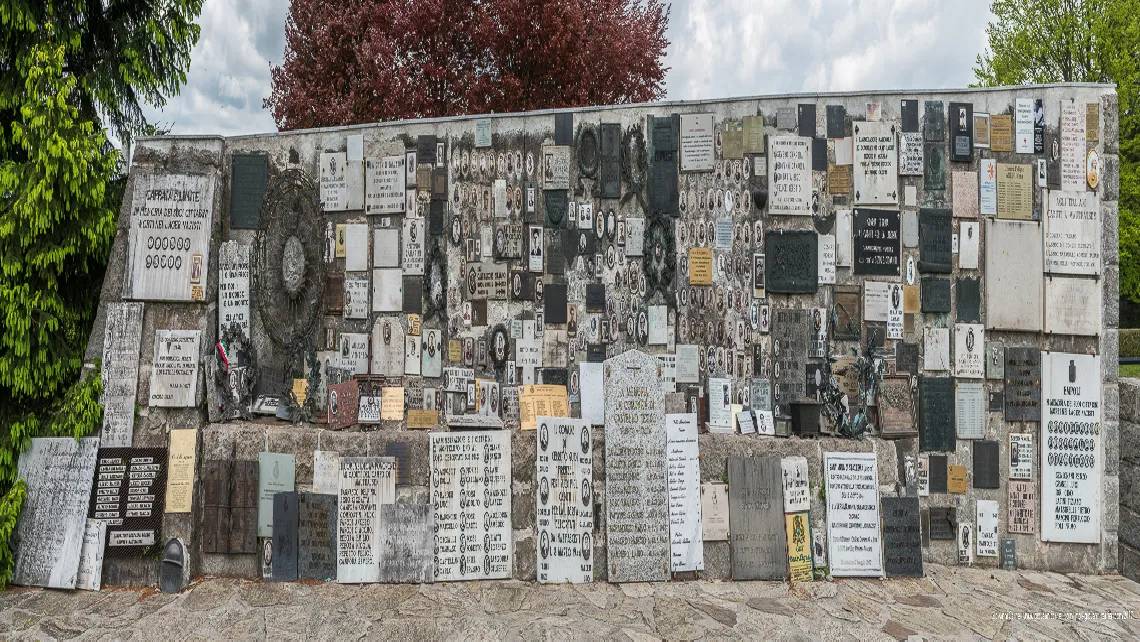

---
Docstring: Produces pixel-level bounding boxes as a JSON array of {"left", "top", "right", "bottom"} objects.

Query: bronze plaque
[{"left": 230, "top": 461, "right": 259, "bottom": 554}]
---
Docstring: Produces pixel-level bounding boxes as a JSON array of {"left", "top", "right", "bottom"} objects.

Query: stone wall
[
  {"left": 1120, "top": 378, "right": 1140, "bottom": 580},
  {"left": 83, "top": 83, "right": 1118, "bottom": 584}
]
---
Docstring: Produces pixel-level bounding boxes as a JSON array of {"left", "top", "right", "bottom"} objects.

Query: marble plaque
[
  {"left": 125, "top": 172, "right": 216, "bottom": 301},
  {"left": 1004, "top": 347, "right": 1041, "bottom": 422},
  {"left": 881, "top": 497, "right": 923, "bottom": 578},
  {"left": 956, "top": 381, "right": 985, "bottom": 440},
  {"left": 979, "top": 159, "right": 997, "bottom": 215},
  {"left": 365, "top": 155, "right": 406, "bottom": 214},
  {"left": 782, "top": 456, "right": 810, "bottom": 513},
  {"left": 89, "top": 447, "right": 167, "bottom": 554},
  {"left": 1045, "top": 277, "right": 1101, "bottom": 336},
  {"left": 218, "top": 241, "right": 251, "bottom": 341},
  {"left": 768, "top": 136, "right": 812, "bottom": 215},
  {"left": 729, "top": 457, "right": 788, "bottom": 580},
  {"left": 1045, "top": 191, "right": 1101, "bottom": 276},
  {"left": 101, "top": 302, "right": 144, "bottom": 447},
  {"left": 985, "top": 220, "right": 1043, "bottom": 331},
  {"left": 973, "top": 440, "right": 1000, "bottom": 489},
  {"left": 954, "top": 323, "right": 985, "bottom": 378},
  {"left": 537, "top": 417, "right": 595, "bottom": 583},
  {"left": 148, "top": 329, "right": 201, "bottom": 407},
  {"left": 925, "top": 142, "right": 946, "bottom": 190},
  {"left": 344, "top": 272, "right": 370, "bottom": 319},
  {"left": 258, "top": 453, "right": 295, "bottom": 538},
  {"left": 976, "top": 499, "right": 999, "bottom": 557},
  {"left": 320, "top": 152, "right": 348, "bottom": 210},
  {"left": 920, "top": 277, "right": 951, "bottom": 313},
  {"left": 985, "top": 341, "right": 1005, "bottom": 380},
  {"left": 1009, "top": 432, "right": 1034, "bottom": 480},
  {"left": 1008, "top": 480, "right": 1036, "bottom": 534},
  {"left": 298, "top": 492, "right": 338, "bottom": 581},
  {"left": 12, "top": 438, "right": 99, "bottom": 588},
  {"left": 431, "top": 432, "right": 512, "bottom": 580},
  {"left": 373, "top": 268, "right": 403, "bottom": 312},
  {"left": 229, "top": 154, "right": 267, "bottom": 228},
  {"left": 919, "top": 377, "right": 955, "bottom": 451},
  {"left": 680, "top": 113, "right": 715, "bottom": 172},
  {"left": 853, "top": 209, "right": 900, "bottom": 276},
  {"left": 923, "top": 327, "right": 950, "bottom": 371},
  {"left": 271, "top": 491, "right": 300, "bottom": 582},
  {"left": 1060, "top": 102, "right": 1086, "bottom": 191},
  {"left": 666, "top": 414, "right": 702, "bottom": 572},
  {"left": 337, "top": 457, "right": 396, "bottom": 583},
  {"left": 542, "top": 145, "right": 571, "bottom": 190},
  {"left": 929, "top": 455, "right": 948, "bottom": 493},
  {"left": 824, "top": 451, "right": 883, "bottom": 577},
  {"left": 701, "top": 483, "right": 729, "bottom": 541},
  {"left": 899, "top": 132, "right": 923, "bottom": 176},
  {"left": 928, "top": 506, "right": 956, "bottom": 540},
  {"left": 76, "top": 519, "right": 106, "bottom": 591},
  {"left": 853, "top": 121, "right": 898, "bottom": 204},
  {"left": 1041, "top": 353, "right": 1100, "bottom": 543},
  {"left": 377, "top": 504, "right": 435, "bottom": 583},
  {"left": 772, "top": 308, "right": 810, "bottom": 414},
  {"left": 604, "top": 350, "right": 668, "bottom": 582},
  {"left": 371, "top": 317, "right": 406, "bottom": 376},
  {"left": 918, "top": 208, "right": 952, "bottom": 273}
]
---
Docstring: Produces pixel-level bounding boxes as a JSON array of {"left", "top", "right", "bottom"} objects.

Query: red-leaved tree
[{"left": 264, "top": 0, "right": 671, "bottom": 130}]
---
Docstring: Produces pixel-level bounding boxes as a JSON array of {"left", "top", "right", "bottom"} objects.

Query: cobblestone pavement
[{"left": 2, "top": 565, "right": 1140, "bottom": 640}]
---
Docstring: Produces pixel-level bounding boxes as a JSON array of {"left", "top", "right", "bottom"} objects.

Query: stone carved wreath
[
  {"left": 642, "top": 214, "right": 676, "bottom": 306},
  {"left": 255, "top": 169, "right": 326, "bottom": 349},
  {"left": 422, "top": 236, "right": 448, "bottom": 323}
]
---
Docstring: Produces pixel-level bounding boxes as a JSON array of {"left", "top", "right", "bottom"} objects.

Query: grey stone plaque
[
  {"left": 797, "top": 103, "right": 816, "bottom": 137},
  {"left": 988, "top": 390, "right": 1004, "bottom": 412},
  {"left": 826, "top": 105, "right": 846, "bottom": 138},
  {"left": 271, "top": 491, "right": 299, "bottom": 582},
  {"left": 605, "top": 350, "right": 668, "bottom": 582},
  {"left": 378, "top": 504, "right": 435, "bottom": 583},
  {"left": 918, "top": 208, "right": 952, "bottom": 273},
  {"left": 125, "top": 172, "right": 216, "bottom": 301},
  {"left": 772, "top": 308, "right": 811, "bottom": 415},
  {"left": 101, "top": 302, "right": 144, "bottom": 448},
  {"left": 853, "top": 209, "right": 900, "bottom": 276},
  {"left": 728, "top": 457, "right": 788, "bottom": 580},
  {"left": 649, "top": 114, "right": 679, "bottom": 218},
  {"left": 929, "top": 455, "right": 948, "bottom": 493},
  {"left": 599, "top": 123, "right": 622, "bottom": 199},
  {"left": 777, "top": 107, "right": 796, "bottom": 130},
  {"left": 258, "top": 453, "right": 295, "bottom": 538},
  {"left": 919, "top": 377, "right": 955, "bottom": 452},
  {"left": 928, "top": 507, "right": 956, "bottom": 540},
  {"left": 1004, "top": 347, "right": 1041, "bottom": 422},
  {"left": 895, "top": 342, "right": 919, "bottom": 374},
  {"left": 12, "top": 438, "right": 99, "bottom": 588},
  {"left": 920, "top": 277, "right": 951, "bottom": 313},
  {"left": 555, "top": 113, "right": 574, "bottom": 146},
  {"left": 924, "top": 101, "right": 945, "bottom": 141},
  {"left": 903, "top": 210, "right": 919, "bottom": 247},
  {"left": 545, "top": 190, "right": 569, "bottom": 228},
  {"left": 956, "top": 277, "right": 981, "bottom": 322},
  {"left": 986, "top": 341, "right": 1005, "bottom": 380},
  {"left": 1001, "top": 539, "right": 1017, "bottom": 570},
  {"left": 924, "top": 143, "right": 946, "bottom": 190},
  {"left": 230, "top": 154, "right": 268, "bottom": 229},
  {"left": 881, "top": 497, "right": 923, "bottom": 578},
  {"left": 765, "top": 231, "right": 818, "bottom": 293},
  {"left": 973, "top": 441, "right": 1000, "bottom": 489},
  {"left": 298, "top": 492, "right": 337, "bottom": 581},
  {"left": 902, "top": 99, "right": 919, "bottom": 133}
]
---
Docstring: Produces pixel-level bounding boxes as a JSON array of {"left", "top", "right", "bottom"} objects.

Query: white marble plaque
[
  {"left": 1060, "top": 102, "right": 1086, "bottom": 192},
  {"left": 337, "top": 457, "right": 396, "bottom": 583},
  {"left": 402, "top": 218, "right": 425, "bottom": 275},
  {"left": 344, "top": 223, "right": 368, "bottom": 271},
  {"left": 373, "top": 268, "right": 403, "bottom": 312},
  {"left": 536, "top": 417, "right": 594, "bottom": 583},
  {"left": 709, "top": 378, "right": 732, "bottom": 429},
  {"left": 918, "top": 456, "right": 929, "bottom": 497},
  {"left": 1045, "top": 277, "right": 1101, "bottom": 336},
  {"left": 863, "top": 280, "right": 890, "bottom": 322},
  {"left": 320, "top": 152, "right": 348, "bottom": 211},
  {"left": 148, "top": 329, "right": 201, "bottom": 407},
  {"left": 431, "top": 431, "right": 513, "bottom": 580},
  {"left": 125, "top": 172, "right": 216, "bottom": 301},
  {"left": 542, "top": 145, "right": 571, "bottom": 190},
  {"left": 701, "top": 483, "right": 729, "bottom": 541},
  {"left": 956, "top": 381, "right": 985, "bottom": 439},
  {"left": 76, "top": 519, "right": 106, "bottom": 591},
  {"left": 1015, "top": 98, "right": 1034, "bottom": 153},
  {"left": 365, "top": 155, "right": 406, "bottom": 215},
  {"left": 580, "top": 362, "right": 605, "bottom": 425},
  {"left": 979, "top": 159, "right": 997, "bottom": 215},
  {"left": 1009, "top": 433, "right": 1033, "bottom": 480},
  {"left": 824, "top": 451, "right": 883, "bottom": 577},
  {"left": 373, "top": 228, "right": 400, "bottom": 267},
  {"left": 954, "top": 323, "right": 985, "bottom": 378},
  {"left": 676, "top": 345, "right": 700, "bottom": 383},
  {"left": 680, "top": 113, "right": 715, "bottom": 172},
  {"left": 836, "top": 210, "right": 853, "bottom": 266},
  {"left": 371, "top": 317, "right": 405, "bottom": 375},
  {"left": 339, "top": 332, "right": 369, "bottom": 376},
  {"left": 421, "top": 328, "right": 442, "bottom": 377},
  {"left": 218, "top": 242, "right": 251, "bottom": 341},
  {"left": 666, "top": 414, "right": 703, "bottom": 572},
  {"left": 976, "top": 500, "right": 999, "bottom": 557},
  {"left": 985, "top": 219, "right": 1043, "bottom": 331},
  {"left": 898, "top": 132, "right": 923, "bottom": 175},
  {"left": 344, "top": 272, "right": 370, "bottom": 319},
  {"left": 781, "top": 456, "right": 810, "bottom": 513},
  {"left": 768, "top": 136, "right": 812, "bottom": 215},
  {"left": 853, "top": 121, "right": 898, "bottom": 204},
  {"left": 924, "top": 327, "right": 950, "bottom": 371},
  {"left": 626, "top": 217, "right": 645, "bottom": 256},
  {"left": 959, "top": 221, "right": 979, "bottom": 269},
  {"left": 818, "top": 234, "right": 836, "bottom": 284},
  {"left": 1041, "top": 352, "right": 1101, "bottom": 543},
  {"left": 887, "top": 283, "right": 903, "bottom": 340},
  {"left": 1045, "top": 191, "right": 1100, "bottom": 275},
  {"left": 12, "top": 437, "right": 99, "bottom": 588},
  {"left": 312, "top": 450, "right": 340, "bottom": 495},
  {"left": 101, "top": 302, "right": 144, "bottom": 447}
]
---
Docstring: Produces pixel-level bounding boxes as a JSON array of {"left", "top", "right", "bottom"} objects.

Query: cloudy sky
[{"left": 142, "top": 0, "right": 994, "bottom": 137}]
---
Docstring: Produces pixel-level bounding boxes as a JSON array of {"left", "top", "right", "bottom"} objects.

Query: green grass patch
[{"left": 1121, "top": 364, "right": 1140, "bottom": 379}]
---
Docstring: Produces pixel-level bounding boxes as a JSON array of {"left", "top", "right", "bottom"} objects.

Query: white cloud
[{"left": 141, "top": 0, "right": 994, "bottom": 137}]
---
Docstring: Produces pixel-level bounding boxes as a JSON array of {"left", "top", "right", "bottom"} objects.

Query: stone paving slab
[{"left": 2, "top": 564, "right": 1139, "bottom": 640}]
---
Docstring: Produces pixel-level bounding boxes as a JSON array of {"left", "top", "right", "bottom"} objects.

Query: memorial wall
[{"left": 12, "top": 84, "right": 1118, "bottom": 590}]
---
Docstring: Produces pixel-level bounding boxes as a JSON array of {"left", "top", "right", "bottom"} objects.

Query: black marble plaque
[
  {"left": 728, "top": 457, "right": 788, "bottom": 580},
  {"left": 430, "top": 201, "right": 445, "bottom": 235},
  {"left": 924, "top": 143, "right": 946, "bottom": 191},
  {"left": 811, "top": 137, "right": 827, "bottom": 171},
  {"left": 544, "top": 283, "right": 568, "bottom": 323},
  {"left": 901, "top": 100, "right": 919, "bottom": 133},
  {"left": 1004, "top": 347, "right": 1041, "bottom": 422},
  {"left": 297, "top": 492, "right": 337, "bottom": 581},
  {"left": 202, "top": 460, "right": 230, "bottom": 553},
  {"left": 231, "top": 461, "right": 259, "bottom": 554},
  {"left": 378, "top": 504, "right": 435, "bottom": 583},
  {"left": 585, "top": 284, "right": 606, "bottom": 312},
  {"left": 772, "top": 308, "right": 811, "bottom": 414},
  {"left": 230, "top": 154, "right": 268, "bottom": 229},
  {"left": 510, "top": 268, "right": 534, "bottom": 301},
  {"left": 1002, "top": 539, "right": 1017, "bottom": 570},
  {"left": 896, "top": 342, "right": 919, "bottom": 374},
  {"left": 928, "top": 507, "right": 956, "bottom": 540},
  {"left": 797, "top": 104, "right": 816, "bottom": 137},
  {"left": 919, "top": 377, "right": 955, "bottom": 452},
  {"left": 918, "top": 208, "right": 952, "bottom": 273},
  {"left": 587, "top": 344, "right": 606, "bottom": 362},
  {"left": 545, "top": 190, "right": 569, "bottom": 228},
  {"left": 929, "top": 455, "right": 948, "bottom": 493},
  {"left": 575, "top": 229, "right": 596, "bottom": 257},
  {"left": 948, "top": 102, "right": 973, "bottom": 162},
  {"left": 973, "top": 440, "right": 1000, "bottom": 489},
  {"left": 955, "top": 277, "right": 980, "bottom": 323},
  {"left": 542, "top": 368, "right": 568, "bottom": 386},
  {"left": 555, "top": 113, "right": 574, "bottom": 146},
  {"left": 920, "top": 277, "right": 951, "bottom": 313},
  {"left": 271, "top": 491, "right": 299, "bottom": 582},
  {"left": 417, "top": 135, "right": 437, "bottom": 166},
  {"left": 826, "top": 105, "right": 846, "bottom": 138},
  {"left": 546, "top": 231, "right": 567, "bottom": 275},
  {"left": 988, "top": 390, "right": 1004, "bottom": 412},
  {"left": 924, "top": 101, "right": 945, "bottom": 141},
  {"left": 403, "top": 276, "right": 423, "bottom": 314},
  {"left": 882, "top": 497, "right": 923, "bottom": 578},
  {"left": 384, "top": 442, "right": 411, "bottom": 486},
  {"left": 599, "top": 123, "right": 622, "bottom": 199},
  {"left": 853, "top": 209, "right": 900, "bottom": 276},
  {"left": 649, "top": 114, "right": 679, "bottom": 218},
  {"left": 765, "top": 231, "right": 818, "bottom": 293},
  {"left": 88, "top": 447, "right": 168, "bottom": 556},
  {"left": 470, "top": 299, "right": 488, "bottom": 326}
]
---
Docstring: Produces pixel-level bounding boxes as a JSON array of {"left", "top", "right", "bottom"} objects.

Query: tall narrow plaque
[
  {"left": 101, "top": 302, "right": 144, "bottom": 447},
  {"left": 218, "top": 241, "right": 251, "bottom": 341},
  {"left": 431, "top": 432, "right": 512, "bottom": 580},
  {"left": 768, "top": 136, "right": 812, "bottom": 215},
  {"left": 919, "top": 377, "right": 955, "bottom": 452},
  {"left": 918, "top": 208, "right": 952, "bottom": 273},
  {"left": 378, "top": 504, "right": 435, "bottom": 583},
  {"left": 125, "top": 172, "right": 216, "bottom": 301},
  {"left": 1008, "top": 481, "right": 1036, "bottom": 534},
  {"left": 985, "top": 219, "right": 1043, "bottom": 331},
  {"left": 728, "top": 457, "right": 788, "bottom": 580},
  {"left": 772, "top": 308, "right": 810, "bottom": 415},
  {"left": 881, "top": 497, "right": 923, "bottom": 578},
  {"left": 337, "top": 457, "right": 395, "bottom": 583},
  {"left": 201, "top": 460, "right": 230, "bottom": 553},
  {"left": 782, "top": 457, "right": 810, "bottom": 513},
  {"left": 785, "top": 512, "right": 814, "bottom": 582},
  {"left": 604, "top": 350, "right": 668, "bottom": 582},
  {"left": 165, "top": 429, "right": 196, "bottom": 513},
  {"left": 853, "top": 121, "right": 899, "bottom": 204},
  {"left": 1041, "top": 353, "right": 1101, "bottom": 543},
  {"left": 76, "top": 519, "right": 106, "bottom": 591},
  {"left": 955, "top": 382, "right": 985, "bottom": 440},
  {"left": 1004, "top": 347, "right": 1041, "bottom": 421},
  {"left": 536, "top": 417, "right": 595, "bottom": 583},
  {"left": 824, "top": 451, "right": 883, "bottom": 577},
  {"left": 297, "top": 492, "right": 338, "bottom": 581},
  {"left": 258, "top": 453, "right": 295, "bottom": 538},
  {"left": 271, "top": 491, "right": 299, "bottom": 582},
  {"left": 667, "top": 414, "right": 702, "bottom": 573},
  {"left": 12, "top": 438, "right": 99, "bottom": 588},
  {"left": 231, "top": 461, "right": 259, "bottom": 553}
]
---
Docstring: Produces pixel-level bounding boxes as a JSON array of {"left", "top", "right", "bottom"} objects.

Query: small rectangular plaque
[{"left": 881, "top": 497, "right": 923, "bottom": 578}]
